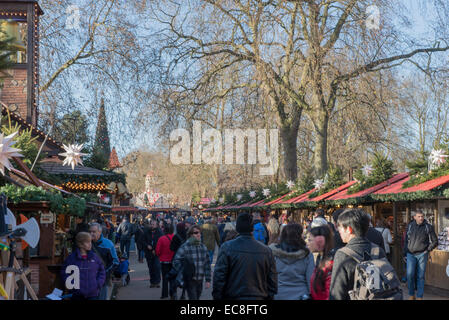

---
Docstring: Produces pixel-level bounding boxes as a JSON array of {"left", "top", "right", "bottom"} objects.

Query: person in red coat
[
  {"left": 308, "top": 224, "right": 335, "bottom": 300},
  {"left": 156, "top": 222, "right": 175, "bottom": 299}
]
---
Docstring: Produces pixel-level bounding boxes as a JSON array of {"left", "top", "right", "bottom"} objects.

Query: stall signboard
[{"left": 40, "top": 212, "right": 54, "bottom": 224}]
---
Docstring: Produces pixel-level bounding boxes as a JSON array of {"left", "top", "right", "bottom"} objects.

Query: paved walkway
[
  {"left": 114, "top": 247, "right": 448, "bottom": 300},
  {"left": 115, "top": 247, "right": 216, "bottom": 300}
]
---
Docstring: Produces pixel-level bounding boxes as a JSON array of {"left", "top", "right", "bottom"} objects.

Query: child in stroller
[{"left": 114, "top": 253, "right": 130, "bottom": 286}]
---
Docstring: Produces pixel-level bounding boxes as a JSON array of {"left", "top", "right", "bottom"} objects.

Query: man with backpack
[
  {"left": 329, "top": 208, "right": 402, "bottom": 300},
  {"left": 252, "top": 212, "right": 268, "bottom": 245},
  {"left": 404, "top": 210, "right": 438, "bottom": 300},
  {"left": 116, "top": 216, "right": 135, "bottom": 259}
]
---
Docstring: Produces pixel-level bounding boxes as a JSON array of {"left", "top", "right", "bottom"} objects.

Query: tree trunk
[
  {"left": 280, "top": 112, "right": 301, "bottom": 181},
  {"left": 313, "top": 110, "right": 329, "bottom": 177}
]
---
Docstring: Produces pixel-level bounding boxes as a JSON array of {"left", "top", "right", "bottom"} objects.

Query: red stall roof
[
  {"left": 401, "top": 174, "right": 449, "bottom": 193},
  {"left": 249, "top": 200, "right": 266, "bottom": 207},
  {"left": 308, "top": 181, "right": 357, "bottom": 202},
  {"left": 328, "top": 173, "right": 410, "bottom": 200},
  {"left": 290, "top": 189, "right": 317, "bottom": 204},
  {"left": 264, "top": 191, "right": 295, "bottom": 206}
]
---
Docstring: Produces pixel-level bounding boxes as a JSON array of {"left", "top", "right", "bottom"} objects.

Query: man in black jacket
[
  {"left": 143, "top": 219, "right": 163, "bottom": 288},
  {"left": 212, "top": 212, "right": 277, "bottom": 300},
  {"left": 404, "top": 211, "right": 438, "bottom": 300},
  {"left": 329, "top": 208, "right": 387, "bottom": 300},
  {"left": 365, "top": 215, "right": 386, "bottom": 253}
]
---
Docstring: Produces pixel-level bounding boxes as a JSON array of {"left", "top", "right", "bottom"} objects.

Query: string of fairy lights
[{"left": 57, "top": 182, "right": 113, "bottom": 192}]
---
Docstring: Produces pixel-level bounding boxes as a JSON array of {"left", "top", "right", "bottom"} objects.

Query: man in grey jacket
[
  {"left": 116, "top": 216, "right": 135, "bottom": 258},
  {"left": 329, "top": 208, "right": 386, "bottom": 300}
]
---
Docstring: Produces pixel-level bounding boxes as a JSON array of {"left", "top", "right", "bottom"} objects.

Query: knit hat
[
  {"left": 185, "top": 217, "right": 195, "bottom": 225},
  {"left": 236, "top": 212, "right": 253, "bottom": 234},
  {"left": 311, "top": 217, "right": 328, "bottom": 229}
]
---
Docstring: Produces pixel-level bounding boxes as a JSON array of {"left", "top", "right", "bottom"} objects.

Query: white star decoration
[
  {"left": 362, "top": 164, "right": 374, "bottom": 177},
  {"left": 430, "top": 149, "right": 448, "bottom": 166},
  {"left": 237, "top": 194, "right": 242, "bottom": 201},
  {"left": 219, "top": 197, "right": 224, "bottom": 203},
  {"left": 59, "top": 144, "right": 88, "bottom": 170},
  {"left": 0, "top": 132, "right": 23, "bottom": 175},
  {"left": 249, "top": 191, "right": 256, "bottom": 198},
  {"left": 314, "top": 179, "right": 325, "bottom": 190},
  {"left": 286, "top": 180, "right": 295, "bottom": 189},
  {"left": 262, "top": 188, "right": 270, "bottom": 197}
]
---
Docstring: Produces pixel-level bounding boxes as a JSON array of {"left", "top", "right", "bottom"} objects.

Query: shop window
[
  {"left": 437, "top": 201, "right": 449, "bottom": 251},
  {"left": 0, "top": 18, "right": 27, "bottom": 64}
]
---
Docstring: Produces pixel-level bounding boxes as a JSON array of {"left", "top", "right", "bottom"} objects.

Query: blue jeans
[
  {"left": 208, "top": 250, "right": 214, "bottom": 265},
  {"left": 120, "top": 239, "right": 131, "bottom": 258},
  {"left": 406, "top": 251, "right": 429, "bottom": 298}
]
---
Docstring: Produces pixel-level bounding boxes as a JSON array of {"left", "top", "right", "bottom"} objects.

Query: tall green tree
[{"left": 86, "top": 98, "right": 111, "bottom": 170}]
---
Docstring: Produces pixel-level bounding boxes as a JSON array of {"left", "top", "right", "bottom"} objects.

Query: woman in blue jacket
[{"left": 61, "top": 232, "right": 106, "bottom": 300}]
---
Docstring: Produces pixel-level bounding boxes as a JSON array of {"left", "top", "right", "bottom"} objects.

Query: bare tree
[{"left": 144, "top": 0, "right": 449, "bottom": 179}]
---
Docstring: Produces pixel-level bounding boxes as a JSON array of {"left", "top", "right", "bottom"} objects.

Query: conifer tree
[{"left": 87, "top": 98, "right": 111, "bottom": 170}]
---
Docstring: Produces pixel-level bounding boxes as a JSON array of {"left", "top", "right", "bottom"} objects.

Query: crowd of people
[{"left": 60, "top": 208, "right": 438, "bottom": 300}]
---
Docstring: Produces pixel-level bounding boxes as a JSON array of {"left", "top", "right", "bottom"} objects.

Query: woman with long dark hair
[
  {"left": 269, "top": 223, "right": 314, "bottom": 300},
  {"left": 308, "top": 225, "right": 335, "bottom": 300}
]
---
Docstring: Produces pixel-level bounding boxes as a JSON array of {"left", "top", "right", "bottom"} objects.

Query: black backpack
[{"left": 340, "top": 244, "right": 403, "bottom": 300}]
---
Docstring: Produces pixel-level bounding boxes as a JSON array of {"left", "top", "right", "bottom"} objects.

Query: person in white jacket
[{"left": 375, "top": 220, "right": 393, "bottom": 262}]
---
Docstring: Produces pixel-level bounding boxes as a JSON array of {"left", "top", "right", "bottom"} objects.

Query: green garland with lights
[{"left": 0, "top": 185, "right": 87, "bottom": 216}]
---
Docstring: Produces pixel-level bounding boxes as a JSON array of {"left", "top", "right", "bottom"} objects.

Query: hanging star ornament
[
  {"left": 430, "top": 149, "right": 448, "bottom": 166},
  {"left": 262, "top": 188, "right": 270, "bottom": 197},
  {"left": 249, "top": 191, "right": 256, "bottom": 198},
  {"left": 59, "top": 144, "right": 88, "bottom": 170},
  {"left": 362, "top": 164, "right": 374, "bottom": 177},
  {"left": 0, "top": 131, "right": 23, "bottom": 175},
  {"left": 237, "top": 194, "right": 243, "bottom": 201},
  {"left": 219, "top": 197, "right": 224, "bottom": 203},
  {"left": 286, "top": 180, "right": 295, "bottom": 190},
  {"left": 314, "top": 179, "right": 325, "bottom": 190}
]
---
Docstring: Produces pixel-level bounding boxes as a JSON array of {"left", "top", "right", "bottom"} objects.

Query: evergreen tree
[
  {"left": 0, "top": 27, "right": 16, "bottom": 71},
  {"left": 87, "top": 98, "right": 111, "bottom": 170}
]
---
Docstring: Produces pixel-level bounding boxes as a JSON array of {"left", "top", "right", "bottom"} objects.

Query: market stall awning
[
  {"left": 40, "top": 162, "right": 115, "bottom": 176},
  {"left": 264, "top": 191, "right": 295, "bottom": 206},
  {"left": 400, "top": 174, "right": 449, "bottom": 193},
  {"left": 289, "top": 189, "right": 317, "bottom": 204},
  {"left": 327, "top": 173, "right": 410, "bottom": 200},
  {"left": 309, "top": 181, "right": 358, "bottom": 202}
]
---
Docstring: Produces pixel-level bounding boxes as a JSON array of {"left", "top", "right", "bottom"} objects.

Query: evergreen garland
[
  {"left": 347, "top": 152, "right": 395, "bottom": 194},
  {"left": 0, "top": 185, "right": 87, "bottom": 216},
  {"left": 308, "top": 166, "right": 345, "bottom": 198}
]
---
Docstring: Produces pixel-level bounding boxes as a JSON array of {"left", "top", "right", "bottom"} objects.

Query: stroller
[{"left": 113, "top": 254, "right": 130, "bottom": 286}]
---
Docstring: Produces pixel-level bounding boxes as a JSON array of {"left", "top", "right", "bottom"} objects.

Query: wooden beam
[{"left": 12, "top": 157, "right": 41, "bottom": 187}]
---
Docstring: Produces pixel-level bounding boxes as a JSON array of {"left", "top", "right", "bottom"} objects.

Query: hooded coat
[
  {"left": 269, "top": 243, "right": 314, "bottom": 300},
  {"left": 61, "top": 248, "right": 106, "bottom": 298}
]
